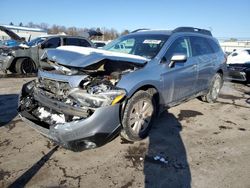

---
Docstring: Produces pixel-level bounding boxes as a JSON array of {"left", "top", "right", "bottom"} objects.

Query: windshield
[
  {"left": 103, "top": 34, "right": 169, "bottom": 59},
  {"left": 27, "top": 37, "right": 47, "bottom": 46}
]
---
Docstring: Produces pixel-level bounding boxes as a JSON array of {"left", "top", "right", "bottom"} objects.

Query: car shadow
[
  {"left": 8, "top": 146, "right": 59, "bottom": 188},
  {"left": 0, "top": 94, "right": 19, "bottom": 127},
  {"left": 144, "top": 111, "right": 191, "bottom": 188}
]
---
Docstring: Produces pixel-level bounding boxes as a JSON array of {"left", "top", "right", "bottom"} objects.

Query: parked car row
[
  {"left": 0, "top": 26, "right": 101, "bottom": 74},
  {"left": 18, "top": 27, "right": 227, "bottom": 151}
]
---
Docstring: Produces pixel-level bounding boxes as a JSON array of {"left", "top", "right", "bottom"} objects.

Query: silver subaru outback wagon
[{"left": 18, "top": 27, "right": 227, "bottom": 151}]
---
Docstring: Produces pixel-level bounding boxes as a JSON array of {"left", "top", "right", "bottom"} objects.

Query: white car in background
[
  {"left": 227, "top": 49, "right": 250, "bottom": 64},
  {"left": 227, "top": 49, "right": 250, "bottom": 83}
]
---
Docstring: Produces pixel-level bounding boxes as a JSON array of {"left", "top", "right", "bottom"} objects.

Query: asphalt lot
[{"left": 0, "top": 77, "right": 249, "bottom": 188}]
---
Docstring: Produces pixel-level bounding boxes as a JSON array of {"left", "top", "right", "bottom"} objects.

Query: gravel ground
[{"left": 0, "top": 77, "right": 249, "bottom": 188}]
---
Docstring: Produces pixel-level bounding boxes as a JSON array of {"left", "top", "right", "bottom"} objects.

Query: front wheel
[
  {"left": 120, "top": 90, "right": 156, "bottom": 141},
  {"left": 15, "top": 58, "right": 37, "bottom": 74},
  {"left": 200, "top": 73, "right": 223, "bottom": 103}
]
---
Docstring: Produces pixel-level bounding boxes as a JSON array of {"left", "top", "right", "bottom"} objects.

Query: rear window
[
  {"left": 190, "top": 36, "right": 214, "bottom": 56},
  {"left": 64, "top": 38, "right": 79, "bottom": 46},
  {"left": 64, "top": 38, "right": 91, "bottom": 47}
]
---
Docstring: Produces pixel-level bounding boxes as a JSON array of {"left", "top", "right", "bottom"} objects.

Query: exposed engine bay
[{"left": 19, "top": 58, "right": 144, "bottom": 126}]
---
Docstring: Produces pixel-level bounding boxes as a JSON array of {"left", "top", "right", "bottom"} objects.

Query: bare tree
[
  {"left": 49, "top": 24, "right": 60, "bottom": 34},
  {"left": 21, "top": 21, "right": 123, "bottom": 40},
  {"left": 67, "top": 27, "right": 78, "bottom": 36},
  {"left": 39, "top": 23, "right": 49, "bottom": 30},
  {"left": 121, "top": 29, "right": 130, "bottom": 36}
]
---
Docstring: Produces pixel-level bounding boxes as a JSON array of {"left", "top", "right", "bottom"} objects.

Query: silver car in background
[
  {"left": 0, "top": 35, "right": 94, "bottom": 74},
  {"left": 18, "top": 27, "right": 227, "bottom": 151}
]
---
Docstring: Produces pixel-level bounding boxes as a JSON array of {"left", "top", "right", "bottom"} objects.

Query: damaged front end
[{"left": 18, "top": 47, "right": 146, "bottom": 151}]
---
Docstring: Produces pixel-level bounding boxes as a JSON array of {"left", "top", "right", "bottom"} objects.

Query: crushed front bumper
[
  {"left": 0, "top": 55, "right": 13, "bottom": 72},
  {"left": 227, "top": 64, "right": 250, "bottom": 83},
  {"left": 18, "top": 81, "right": 122, "bottom": 152}
]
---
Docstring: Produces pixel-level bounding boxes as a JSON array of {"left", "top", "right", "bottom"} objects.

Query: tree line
[{"left": 9, "top": 22, "right": 130, "bottom": 41}]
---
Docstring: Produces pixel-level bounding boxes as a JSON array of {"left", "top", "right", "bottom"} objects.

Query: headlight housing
[
  {"left": 69, "top": 88, "right": 126, "bottom": 108},
  {"left": 1, "top": 50, "right": 15, "bottom": 56}
]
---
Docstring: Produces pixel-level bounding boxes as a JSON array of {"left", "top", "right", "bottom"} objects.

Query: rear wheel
[
  {"left": 200, "top": 73, "right": 223, "bottom": 103},
  {"left": 15, "top": 58, "right": 37, "bottom": 74},
  {"left": 120, "top": 90, "right": 156, "bottom": 141}
]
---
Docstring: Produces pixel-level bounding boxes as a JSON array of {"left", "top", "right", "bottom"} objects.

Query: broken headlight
[
  {"left": 69, "top": 88, "right": 126, "bottom": 108},
  {"left": 1, "top": 50, "right": 15, "bottom": 56}
]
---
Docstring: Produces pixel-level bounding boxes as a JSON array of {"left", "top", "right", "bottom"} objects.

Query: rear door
[
  {"left": 162, "top": 36, "right": 198, "bottom": 104},
  {"left": 190, "top": 36, "right": 216, "bottom": 92}
]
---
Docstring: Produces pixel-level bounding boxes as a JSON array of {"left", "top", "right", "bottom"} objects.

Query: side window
[
  {"left": 164, "top": 37, "right": 190, "bottom": 61},
  {"left": 207, "top": 39, "right": 221, "bottom": 53},
  {"left": 190, "top": 36, "right": 214, "bottom": 56},
  {"left": 43, "top": 37, "right": 61, "bottom": 48},
  {"left": 109, "top": 38, "right": 135, "bottom": 53},
  {"left": 64, "top": 38, "right": 80, "bottom": 46},
  {"left": 79, "top": 39, "right": 91, "bottom": 47}
]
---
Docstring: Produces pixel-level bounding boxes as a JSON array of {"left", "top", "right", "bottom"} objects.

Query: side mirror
[{"left": 169, "top": 53, "right": 187, "bottom": 68}]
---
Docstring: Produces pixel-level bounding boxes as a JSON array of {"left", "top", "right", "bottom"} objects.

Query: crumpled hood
[
  {"left": 41, "top": 46, "right": 149, "bottom": 68},
  {"left": 0, "top": 25, "right": 23, "bottom": 42}
]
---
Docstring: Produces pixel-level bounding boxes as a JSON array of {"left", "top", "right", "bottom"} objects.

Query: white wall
[
  {"left": 0, "top": 25, "right": 47, "bottom": 41},
  {"left": 220, "top": 41, "right": 250, "bottom": 52}
]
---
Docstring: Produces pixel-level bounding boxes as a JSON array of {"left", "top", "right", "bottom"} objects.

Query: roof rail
[
  {"left": 131, "top": 28, "right": 150, "bottom": 33},
  {"left": 173, "top": 27, "right": 212, "bottom": 36}
]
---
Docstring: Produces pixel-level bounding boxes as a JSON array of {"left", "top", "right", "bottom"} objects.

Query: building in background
[{"left": 0, "top": 24, "right": 47, "bottom": 41}]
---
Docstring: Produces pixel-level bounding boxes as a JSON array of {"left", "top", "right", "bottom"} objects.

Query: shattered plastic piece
[
  {"left": 51, "top": 114, "right": 65, "bottom": 124},
  {"left": 72, "top": 116, "right": 81, "bottom": 121},
  {"left": 153, "top": 155, "right": 168, "bottom": 164},
  {"left": 154, "top": 156, "right": 160, "bottom": 160},
  {"left": 160, "top": 157, "right": 168, "bottom": 164},
  {"left": 37, "top": 107, "right": 50, "bottom": 119},
  {"left": 36, "top": 107, "right": 66, "bottom": 124}
]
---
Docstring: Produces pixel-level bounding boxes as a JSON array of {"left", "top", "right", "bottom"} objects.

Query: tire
[
  {"left": 200, "top": 73, "right": 223, "bottom": 103},
  {"left": 120, "top": 90, "right": 156, "bottom": 141},
  {"left": 15, "top": 58, "right": 37, "bottom": 74}
]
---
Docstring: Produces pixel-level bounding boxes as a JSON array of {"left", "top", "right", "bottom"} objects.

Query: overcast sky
[{"left": 1, "top": 0, "right": 250, "bottom": 38}]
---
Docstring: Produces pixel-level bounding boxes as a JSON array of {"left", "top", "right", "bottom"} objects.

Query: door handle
[{"left": 192, "top": 64, "right": 197, "bottom": 69}]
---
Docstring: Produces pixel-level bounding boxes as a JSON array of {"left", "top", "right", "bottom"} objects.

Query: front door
[{"left": 161, "top": 37, "right": 198, "bottom": 104}]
